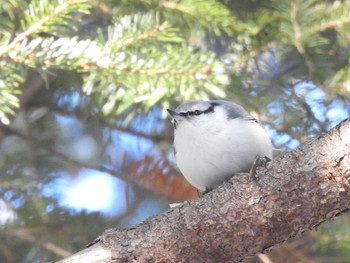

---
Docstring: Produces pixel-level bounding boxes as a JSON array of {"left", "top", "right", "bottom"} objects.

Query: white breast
[{"left": 174, "top": 114, "right": 272, "bottom": 191}]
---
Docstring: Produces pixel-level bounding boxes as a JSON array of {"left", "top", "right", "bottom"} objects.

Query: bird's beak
[{"left": 167, "top": 109, "right": 186, "bottom": 120}]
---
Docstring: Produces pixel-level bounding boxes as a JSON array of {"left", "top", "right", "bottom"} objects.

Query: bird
[{"left": 167, "top": 100, "right": 273, "bottom": 192}]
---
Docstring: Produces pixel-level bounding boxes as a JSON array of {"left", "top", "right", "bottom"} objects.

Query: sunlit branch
[
  {"left": 159, "top": 1, "right": 198, "bottom": 18},
  {"left": 311, "top": 16, "right": 350, "bottom": 33}
]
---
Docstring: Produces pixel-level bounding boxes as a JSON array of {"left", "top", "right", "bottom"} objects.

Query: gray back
[{"left": 175, "top": 100, "right": 252, "bottom": 120}]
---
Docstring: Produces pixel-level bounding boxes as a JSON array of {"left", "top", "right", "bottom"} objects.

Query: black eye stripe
[{"left": 180, "top": 103, "right": 217, "bottom": 117}]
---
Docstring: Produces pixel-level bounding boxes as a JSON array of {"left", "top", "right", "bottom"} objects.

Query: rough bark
[{"left": 57, "top": 119, "right": 350, "bottom": 263}]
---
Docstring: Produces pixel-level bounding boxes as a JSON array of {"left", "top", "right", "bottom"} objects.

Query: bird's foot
[
  {"left": 250, "top": 155, "right": 271, "bottom": 178},
  {"left": 197, "top": 187, "right": 213, "bottom": 197}
]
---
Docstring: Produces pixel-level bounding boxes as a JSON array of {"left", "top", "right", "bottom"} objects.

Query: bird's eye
[{"left": 194, "top": 110, "right": 200, "bottom": 115}]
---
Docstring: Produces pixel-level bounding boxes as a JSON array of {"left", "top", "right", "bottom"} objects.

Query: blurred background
[{"left": 0, "top": 0, "right": 349, "bottom": 262}]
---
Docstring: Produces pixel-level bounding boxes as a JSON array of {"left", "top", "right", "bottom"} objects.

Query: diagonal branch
[{"left": 56, "top": 118, "right": 350, "bottom": 263}]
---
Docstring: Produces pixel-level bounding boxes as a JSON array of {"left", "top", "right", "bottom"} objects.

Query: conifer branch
[
  {"left": 311, "top": 16, "right": 350, "bottom": 33},
  {"left": 0, "top": 0, "right": 90, "bottom": 58},
  {"left": 114, "top": 24, "right": 168, "bottom": 51},
  {"left": 87, "top": 61, "right": 211, "bottom": 78},
  {"left": 143, "top": 0, "right": 235, "bottom": 32},
  {"left": 159, "top": 1, "right": 198, "bottom": 18}
]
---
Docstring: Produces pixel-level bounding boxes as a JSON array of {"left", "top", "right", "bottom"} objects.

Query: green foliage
[
  {"left": 0, "top": 0, "right": 91, "bottom": 116},
  {"left": 0, "top": 0, "right": 233, "bottom": 122},
  {"left": 20, "top": 0, "right": 90, "bottom": 35},
  {"left": 0, "top": 62, "right": 23, "bottom": 115},
  {"left": 118, "top": 0, "right": 237, "bottom": 35},
  {"left": 312, "top": 216, "right": 350, "bottom": 261}
]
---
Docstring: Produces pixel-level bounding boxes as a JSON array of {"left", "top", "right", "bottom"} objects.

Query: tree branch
[
  {"left": 57, "top": 119, "right": 350, "bottom": 263},
  {"left": 0, "top": 0, "right": 87, "bottom": 58}
]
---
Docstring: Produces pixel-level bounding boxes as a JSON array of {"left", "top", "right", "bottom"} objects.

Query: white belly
[{"left": 174, "top": 118, "right": 272, "bottom": 191}]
